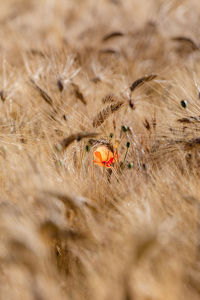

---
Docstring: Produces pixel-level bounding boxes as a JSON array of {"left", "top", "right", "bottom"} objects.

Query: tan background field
[{"left": 0, "top": 0, "right": 200, "bottom": 299}]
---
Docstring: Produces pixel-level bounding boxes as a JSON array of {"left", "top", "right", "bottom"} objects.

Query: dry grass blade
[
  {"left": 40, "top": 221, "right": 86, "bottom": 241},
  {"left": 151, "top": 137, "right": 200, "bottom": 154},
  {"left": 56, "top": 132, "right": 99, "bottom": 150},
  {"left": 187, "top": 270, "right": 200, "bottom": 295},
  {"left": 135, "top": 235, "right": 157, "bottom": 262},
  {"left": 177, "top": 116, "right": 200, "bottom": 123},
  {"left": 30, "top": 78, "right": 53, "bottom": 106},
  {"left": 177, "top": 117, "right": 193, "bottom": 123},
  {"left": 130, "top": 74, "right": 157, "bottom": 92},
  {"left": 39, "top": 220, "right": 60, "bottom": 240},
  {"left": 102, "top": 31, "right": 124, "bottom": 42},
  {"left": 99, "top": 48, "right": 119, "bottom": 55},
  {"left": 71, "top": 83, "right": 87, "bottom": 105},
  {"left": 60, "top": 229, "right": 87, "bottom": 241},
  {"left": 28, "top": 49, "right": 45, "bottom": 57},
  {"left": 93, "top": 101, "right": 124, "bottom": 127},
  {"left": 88, "top": 138, "right": 114, "bottom": 152},
  {"left": 172, "top": 36, "right": 199, "bottom": 50},
  {"left": 42, "top": 191, "right": 84, "bottom": 212},
  {"left": 42, "top": 190, "right": 97, "bottom": 212},
  {"left": 7, "top": 239, "right": 37, "bottom": 273}
]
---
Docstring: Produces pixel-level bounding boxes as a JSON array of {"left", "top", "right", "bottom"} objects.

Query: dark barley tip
[
  {"left": 144, "top": 119, "right": 150, "bottom": 130},
  {"left": 0, "top": 90, "right": 6, "bottom": 102},
  {"left": 129, "top": 99, "right": 135, "bottom": 109},
  {"left": 180, "top": 100, "right": 187, "bottom": 108},
  {"left": 126, "top": 142, "right": 130, "bottom": 148},
  {"left": 142, "top": 163, "right": 147, "bottom": 170},
  {"left": 92, "top": 76, "right": 101, "bottom": 83},
  {"left": 63, "top": 114, "right": 68, "bottom": 121},
  {"left": 110, "top": 133, "right": 114, "bottom": 138},
  {"left": 57, "top": 79, "right": 64, "bottom": 92}
]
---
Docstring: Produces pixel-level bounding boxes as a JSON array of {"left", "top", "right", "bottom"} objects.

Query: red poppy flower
[{"left": 93, "top": 145, "right": 118, "bottom": 168}]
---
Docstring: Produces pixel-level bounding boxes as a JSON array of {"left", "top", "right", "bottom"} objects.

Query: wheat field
[{"left": 1, "top": 0, "right": 200, "bottom": 299}]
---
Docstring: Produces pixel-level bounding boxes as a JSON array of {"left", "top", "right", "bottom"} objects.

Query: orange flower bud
[{"left": 93, "top": 145, "right": 118, "bottom": 168}]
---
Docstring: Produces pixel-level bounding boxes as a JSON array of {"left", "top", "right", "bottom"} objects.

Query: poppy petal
[{"left": 94, "top": 151, "right": 102, "bottom": 163}]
